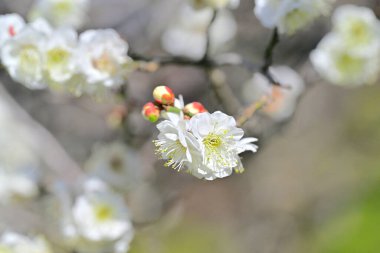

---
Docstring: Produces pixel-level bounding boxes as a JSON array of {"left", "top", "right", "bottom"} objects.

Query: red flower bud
[
  {"left": 142, "top": 102, "right": 160, "bottom": 122},
  {"left": 153, "top": 86, "right": 175, "bottom": 105},
  {"left": 184, "top": 102, "right": 207, "bottom": 116}
]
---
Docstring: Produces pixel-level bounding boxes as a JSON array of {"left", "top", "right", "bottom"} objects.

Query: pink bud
[
  {"left": 142, "top": 102, "right": 160, "bottom": 122},
  {"left": 184, "top": 102, "right": 207, "bottom": 116},
  {"left": 153, "top": 86, "right": 175, "bottom": 105}
]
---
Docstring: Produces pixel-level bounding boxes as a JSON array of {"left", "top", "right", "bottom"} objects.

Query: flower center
[
  {"left": 110, "top": 155, "right": 124, "bottom": 172},
  {"left": 92, "top": 52, "right": 116, "bottom": 75},
  {"left": 94, "top": 203, "right": 114, "bottom": 221},
  {"left": 347, "top": 19, "right": 371, "bottom": 46},
  {"left": 46, "top": 47, "right": 70, "bottom": 68},
  {"left": 336, "top": 52, "right": 363, "bottom": 74},
  {"left": 53, "top": 1, "right": 73, "bottom": 16},
  {"left": 203, "top": 133, "right": 223, "bottom": 149}
]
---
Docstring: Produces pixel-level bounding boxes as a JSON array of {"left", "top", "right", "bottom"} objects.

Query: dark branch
[
  {"left": 261, "top": 28, "right": 281, "bottom": 85},
  {"left": 202, "top": 9, "right": 218, "bottom": 62}
]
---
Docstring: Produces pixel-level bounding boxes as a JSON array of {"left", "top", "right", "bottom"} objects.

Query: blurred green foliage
[
  {"left": 307, "top": 85, "right": 380, "bottom": 253},
  {"left": 130, "top": 221, "right": 240, "bottom": 253}
]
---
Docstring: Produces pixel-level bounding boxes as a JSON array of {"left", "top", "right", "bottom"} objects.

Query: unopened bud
[
  {"left": 142, "top": 102, "right": 160, "bottom": 122},
  {"left": 153, "top": 86, "right": 175, "bottom": 105},
  {"left": 184, "top": 102, "right": 207, "bottom": 116}
]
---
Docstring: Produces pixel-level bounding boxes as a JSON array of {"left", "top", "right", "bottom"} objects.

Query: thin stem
[
  {"left": 237, "top": 95, "right": 269, "bottom": 127},
  {"left": 202, "top": 9, "right": 218, "bottom": 62},
  {"left": 129, "top": 52, "right": 260, "bottom": 72}
]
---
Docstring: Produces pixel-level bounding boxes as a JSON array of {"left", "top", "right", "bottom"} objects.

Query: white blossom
[
  {"left": 189, "top": 111, "right": 257, "bottom": 179},
  {"left": 77, "top": 29, "right": 131, "bottom": 91},
  {"left": 85, "top": 142, "right": 141, "bottom": 193},
  {"left": 0, "top": 14, "right": 25, "bottom": 45},
  {"left": 42, "top": 27, "right": 78, "bottom": 85},
  {"left": 1, "top": 26, "right": 47, "bottom": 89},
  {"left": 310, "top": 5, "right": 380, "bottom": 86},
  {"left": 331, "top": 5, "right": 380, "bottom": 56},
  {"left": 154, "top": 112, "right": 200, "bottom": 171},
  {"left": 311, "top": 33, "right": 380, "bottom": 87},
  {"left": 254, "top": 0, "right": 335, "bottom": 35},
  {"left": 28, "top": 0, "right": 90, "bottom": 29},
  {"left": 242, "top": 66, "right": 304, "bottom": 122},
  {"left": 154, "top": 110, "right": 258, "bottom": 180},
  {"left": 161, "top": 4, "right": 237, "bottom": 60},
  {"left": 0, "top": 232, "right": 53, "bottom": 253},
  {"left": 56, "top": 179, "right": 134, "bottom": 253},
  {"left": 0, "top": 168, "right": 39, "bottom": 204}
]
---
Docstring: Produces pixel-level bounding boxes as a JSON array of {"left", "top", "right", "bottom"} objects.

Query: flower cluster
[
  {"left": 254, "top": 0, "right": 335, "bottom": 35},
  {"left": 143, "top": 86, "right": 258, "bottom": 180},
  {"left": 310, "top": 5, "right": 380, "bottom": 86},
  {"left": 0, "top": 14, "right": 133, "bottom": 96}
]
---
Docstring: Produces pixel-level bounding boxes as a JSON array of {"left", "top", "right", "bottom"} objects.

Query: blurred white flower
[
  {"left": 310, "top": 33, "right": 380, "bottom": 87},
  {"left": 28, "top": 0, "right": 90, "bottom": 29},
  {"left": 0, "top": 14, "right": 25, "bottom": 45},
  {"left": 0, "top": 232, "right": 52, "bottom": 253},
  {"left": 0, "top": 125, "right": 41, "bottom": 203},
  {"left": 254, "top": 0, "right": 335, "bottom": 35},
  {"left": 1, "top": 25, "right": 47, "bottom": 89},
  {"left": 161, "top": 4, "right": 237, "bottom": 60},
  {"left": 85, "top": 142, "right": 141, "bottom": 193},
  {"left": 57, "top": 179, "right": 134, "bottom": 253},
  {"left": 78, "top": 29, "right": 131, "bottom": 91},
  {"left": 42, "top": 27, "right": 78, "bottom": 85},
  {"left": 331, "top": 5, "right": 380, "bottom": 56},
  {"left": 0, "top": 168, "right": 39, "bottom": 204},
  {"left": 242, "top": 66, "right": 304, "bottom": 122},
  {"left": 189, "top": 0, "right": 239, "bottom": 10}
]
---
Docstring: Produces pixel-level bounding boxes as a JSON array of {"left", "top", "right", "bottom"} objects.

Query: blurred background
[{"left": 1, "top": 0, "right": 380, "bottom": 252}]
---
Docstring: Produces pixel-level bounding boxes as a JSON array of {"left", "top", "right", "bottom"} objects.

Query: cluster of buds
[{"left": 142, "top": 85, "right": 207, "bottom": 122}]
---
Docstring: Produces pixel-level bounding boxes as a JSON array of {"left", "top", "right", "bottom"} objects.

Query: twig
[
  {"left": 129, "top": 52, "right": 260, "bottom": 71},
  {"left": 202, "top": 9, "right": 218, "bottom": 62},
  {"left": 237, "top": 95, "right": 269, "bottom": 127}
]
